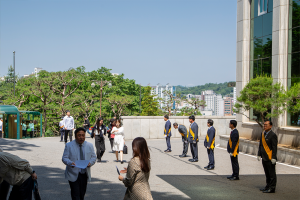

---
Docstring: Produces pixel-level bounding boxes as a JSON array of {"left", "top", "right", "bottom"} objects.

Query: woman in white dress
[{"left": 112, "top": 119, "right": 125, "bottom": 164}]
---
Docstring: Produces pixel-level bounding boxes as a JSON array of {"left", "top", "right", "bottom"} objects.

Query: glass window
[
  {"left": 262, "top": 35, "right": 272, "bottom": 58},
  {"left": 254, "top": 38, "right": 263, "bottom": 59},
  {"left": 254, "top": 17, "right": 263, "bottom": 38},
  {"left": 258, "top": 0, "right": 268, "bottom": 16},
  {"left": 263, "top": 12, "right": 273, "bottom": 36}
]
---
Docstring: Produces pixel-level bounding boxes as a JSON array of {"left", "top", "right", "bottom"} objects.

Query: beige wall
[{"left": 121, "top": 116, "right": 235, "bottom": 140}]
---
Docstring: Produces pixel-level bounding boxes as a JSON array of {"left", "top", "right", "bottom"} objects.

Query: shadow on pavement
[
  {"left": 0, "top": 138, "right": 40, "bottom": 152},
  {"left": 11, "top": 165, "right": 188, "bottom": 200},
  {"left": 157, "top": 174, "right": 300, "bottom": 200}
]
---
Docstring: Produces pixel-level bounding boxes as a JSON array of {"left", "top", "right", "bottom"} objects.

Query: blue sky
[{"left": 0, "top": 0, "right": 237, "bottom": 86}]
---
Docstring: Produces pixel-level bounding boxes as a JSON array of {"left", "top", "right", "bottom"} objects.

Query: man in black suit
[
  {"left": 188, "top": 115, "right": 198, "bottom": 162},
  {"left": 204, "top": 119, "right": 215, "bottom": 170},
  {"left": 227, "top": 120, "right": 239, "bottom": 180},
  {"left": 164, "top": 115, "right": 172, "bottom": 152},
  {"left": 173, "top": 123, "right": 189, "bottom": 158},
  {"left": 257, "top": 120, "right": 278, "bottom": 193}
]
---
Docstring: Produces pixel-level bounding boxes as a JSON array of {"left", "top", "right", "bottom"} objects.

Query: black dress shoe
[
  {"left": 263, "top": 188, "right": 275, "bottom": 193},
  {"left": 204, "top": 165, "right": 209, "bottom": 169},
  {"left": 166, "top": 150, "right": 172, "bottom": 152},
  {"left": 164, "top": 150, "right": 168, "bottom": 152},
  {"left": 121, "top": 161, "right": 124, "bottom": 164},
  {"left": 190, "top": 159, "right": 198, "bottom": 162},
  {"left": 260, "top": 187, "right": 268, "bottom": 191},
  {"left": 207, "top": 166, "right": 214, "bottom": 170},
  {"left": 227, "top": 176, "right": 233, "bottom": 179},
  {"left": 97, "top": 159, "right": 101, "bottom": 163},
  {"left": 229, "top": 177, "right": 239, "bottom": 180}
]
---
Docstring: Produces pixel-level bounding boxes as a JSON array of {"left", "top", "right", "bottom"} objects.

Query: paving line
[{"left": 215, "top": 144, "right": 300, "bottom": 170}]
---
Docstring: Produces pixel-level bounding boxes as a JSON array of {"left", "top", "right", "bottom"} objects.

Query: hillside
[{"left": 176, "top": 82, "right": 234, "bottom": 97}]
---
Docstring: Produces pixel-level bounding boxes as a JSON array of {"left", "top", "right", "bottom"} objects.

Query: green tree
[
  {"left": 141, "top": 86, "right": 160, "bottom": 116},
  {"left": 107, "top": 94, "right": 134, "bottom": 119},
  {"left": 286, "top": 83, "right": 300, "bottom": 114},
  {"left": 234, "top": 75, "right": 286, "bottom": 129},
  {"left": 188, "top": 97, "right": 205, "bottom": 115}
]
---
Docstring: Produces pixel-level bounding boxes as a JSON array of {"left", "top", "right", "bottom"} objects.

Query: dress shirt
[
  {"left": 190, "top": 122, "right": 195, "bottom": 127},
  {"left": 264, "top": 130, "right": 271, "bottom": 138},
  {"left": 63, "top": 116, "right": 74, "bottom": 130},
  {"left": 230, "top": 128, "right": 236, "bottom": 134},
  {"left": 208, "top": 126, "right": 213, "bottom": 130},
  {"left": 0, "top": 120, "right": 2, "bottom": 131},
  {"left": 59, "top": 120, "right": 64, "bottom": 128},
  {"left": 29, "top": 123, "right": 34, "bottom": 130},
  {"left": 75, "top": 141, "right": 86, "bottom": 174}
]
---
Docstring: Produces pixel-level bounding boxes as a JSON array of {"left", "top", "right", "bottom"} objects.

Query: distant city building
[
  {"left": 216, "top": 94, "right": 224, "bottom": 116},
  {"left": 23, "top": 75, "right": 29, "bottom": 78},
  {"left": 111, "top": 73, "right": 119, "bottom": 76},
  {"left": 34, "top": 68, "right": 43, "bottom": 77},
  {"left": 224, "top": 97, "right": 233, "bottom": 116},
  {"left": 201, "top": 90, "right": 216, "bottom": 115},
  {"left": 151, "top": 83, "right": 176, "bottom": 109}
]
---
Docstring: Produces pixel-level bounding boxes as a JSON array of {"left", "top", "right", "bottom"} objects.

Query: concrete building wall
[
  {"left": 236, "top": 0, "right": 300, "bottom": 146},
  {"left": 121, "top": 116, "right": 235, "bottom": 140}
]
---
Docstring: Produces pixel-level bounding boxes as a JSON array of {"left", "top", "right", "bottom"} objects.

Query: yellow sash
[
  {"left": 229, "top": 137, "right": 239, "bottom": 157},
  {"left": 206, "top": 135, "right": 215, "bottom": 150},
  {"left": 262, "top": 132, "right": 272, "bottom": 160},
  {"left": 164, "top": 128, "right": 171, "bottom": 136},
  {"left": 189, "top": 128, "right": 198, "bottom": 141}
]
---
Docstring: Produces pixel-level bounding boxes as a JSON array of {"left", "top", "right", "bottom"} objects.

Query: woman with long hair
[
  {"left": 111, "top": 119, "right": 125, "bottom": 163},
  {"left": 107, "top": 119, "right": 116, "bottom": 152},
  {"left": 91, "top": 117, "right": 106, "bottom": 162},
  {"left": 118, "top": 137, "right": 153, "bottom": 200}
]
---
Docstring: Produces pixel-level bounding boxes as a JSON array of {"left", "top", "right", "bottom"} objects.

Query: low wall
[
  {"left": 238, "top": 122, "right": 300, "bottom": 147},
  {"left": 122, "top": 116, "right": 235, "bottom": 140},
  {"left": 220, "top": 135, "right": 300, "bottom": 166}
]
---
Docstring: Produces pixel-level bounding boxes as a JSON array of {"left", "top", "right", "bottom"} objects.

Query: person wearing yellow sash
[
  {"left": 173, "top": 123, "right": 189, "bottom": 158},
  {"left": 163, "top": 115, "right": 172, "bottom": 152},
  {"left": 204, "top": 119, "right": 215, "bottom": 170},
  {"left": 257, "top": 120, "right": 278, "bottom": 193},
  {"left": 227, "top": 120, "right": 239, "bottom": 180},
  {"left": 188, "top": 115, "right": 199, "bottom": 162}
]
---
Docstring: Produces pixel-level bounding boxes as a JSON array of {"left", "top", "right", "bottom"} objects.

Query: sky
[{"left": 0, "top": 0, "right": 237, "bottom": 87}]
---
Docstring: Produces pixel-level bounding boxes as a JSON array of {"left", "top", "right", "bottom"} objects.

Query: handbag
[
  {"left": 27, "top": 128, "right": 31, "bottom": 132},
  {"left": 123, "top": 145, "right": 128, "bottom": 154},
  {"left": 33, "top": 180, "right": 41, "bottom": 200},
  {"left": 111, "top": 134, "right": 115, "bottom": 139}
]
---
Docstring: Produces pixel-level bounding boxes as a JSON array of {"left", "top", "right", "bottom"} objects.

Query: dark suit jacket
[
  {"left": 91, "top": 124, "right": 107, "bottom": 138},
  {"left": 257, "top": 130, "right": 278, "bottom": 161},
  {"left": 188, "top": 122, "right": 198, "bottom": 143},
  {"left": 204, "top": 126, "right": 215, "bottom": 148},
  {"left": 227, "top": 129, "right": 239, "bottom": 154},
  {"left": 178, "top": 125, "right": 188, "bottom": 141},
  {"left": 164, "top": 120, "right": 172, "bottom": 137}
]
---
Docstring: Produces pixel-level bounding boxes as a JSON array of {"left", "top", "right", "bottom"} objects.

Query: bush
[{"left": 45, "top": 130, "right": 54, "bottom": 137}]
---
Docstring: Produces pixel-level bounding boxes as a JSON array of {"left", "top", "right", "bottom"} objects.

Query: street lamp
[
  {"left": 13, "top": 51, "right": 15, "bottom": 97},
  {"left": 91, "top": 78, "right": 112, "bottom": 117}
]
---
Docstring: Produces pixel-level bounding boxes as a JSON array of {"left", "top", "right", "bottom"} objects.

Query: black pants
[
  {"left": 0, "top": 131, "right": 2, "bottom": 138},
  {"left": 182, "top": 140, "right": 189, "bottom": 155},
  {"left": 65, "top": 130, "right": 73, "bottom": 143},
  {"left": 0, "top": 180, "right": 10, "bottom": 200},
  {"left": 262, "top": 160, "right": 276, "bottom": 190},
  {"left": 69, "top": 173, "right": 88, "bottom": 200},
  {"left": 9, "top": 176, "right": 34, "bottom": 200},
  {"left": 110, "top": 138, "right": 114, "bottom": 151},
  {"left": 207, "top": 148, "right": 215, "bottom": 167},
  {"left": 230, "top": 155, "right": 239, "bottom": 177},
  {"left": 30, "top": 131, "right": 33, "bottom": 138},
  {"left": 166, "top": 136, "right": 171, "bottom": 150},
  {"left": 95, "top": 135, "right": 105, "bottom": 160},
  {"left": 190, "top": 143, "right": 198, "bottom": 160},
  {"left": 60, "top": 128, "right": 65, "bottom": 141},
  {"left": 22, "top": 130, "right": 27, "bottom": 138}
]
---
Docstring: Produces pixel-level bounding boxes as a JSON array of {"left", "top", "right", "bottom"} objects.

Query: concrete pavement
[{"left": 0, "top": 136, "right": 299, "bottom": 200}]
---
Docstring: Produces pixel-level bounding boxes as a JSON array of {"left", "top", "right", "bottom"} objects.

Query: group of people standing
[
  {"left": 166, "top": 115, "right": 278, "bottom": 193},
  {"left": 21, "top": 121, "right": 35, "bottom": 138}
]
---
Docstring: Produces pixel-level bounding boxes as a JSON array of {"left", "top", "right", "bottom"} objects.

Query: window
[
  {"left": 258, "top": 0, "right": 268, "bottom": 16},
  {"left": 287, "top": 0, "right": 300, "bottom": 127}
]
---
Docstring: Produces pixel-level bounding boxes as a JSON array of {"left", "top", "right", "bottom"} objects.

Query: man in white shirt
[
  {"left": 0, "top": 118, "right": 3, "bottom": 138},
  {"left": 59, "top": 117, "right": 65, "bottom": 142},
  {"left": 63, "top": 110, "right": 74, "bottom": 144}
]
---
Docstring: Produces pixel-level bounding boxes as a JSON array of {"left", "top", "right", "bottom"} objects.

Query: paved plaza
[{"left": 0, "top": 136, "right": 299, "bottom": 200}]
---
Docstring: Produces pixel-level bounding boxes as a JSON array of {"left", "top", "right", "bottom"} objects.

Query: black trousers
[
  {"left": 65, "top": 130, "right": 73, "bottom": 143},
  {"left": 110, "top": 138, "right": 114, "bottom": 150},
  {"left": 190, "top": 143, "right": 198, "bottom": 160},
  {"left": 95, "top": 135, "right": 105, "bottom": 160},
  {"left": 207, "top": 148, "right": 215, "bottom": 167},
  {"left": 0, "top": 131, "right": 2, "bottom": 138},
  {"left": 29, "top": 131, "right": 33, "bottom": 138},
  {"left": 166, "top": 136, "right": 171, "bottom": 150},
  {"left": 262, "top": 160, "right": 276, "bottom": 189},
  {"left": 60, "top": 128, "right": 65, "bottom": 141},
  {"left": 0, "top": 180, "right": 10, "bottom": 200},
  {"left": 230, "top": 155, "right": 239, "bottom": 177},
  {"left": 22, "top": 130, "right": 27, "bottom": 138},
  {"left": 182, "top": 141, "right": 189, "bottom": 155},
  {"left": 9, "top": 176, "right": 34, "bottom": 200},
  {"left": 69, "top": 173, "right": 88, "bottom": 200}
]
